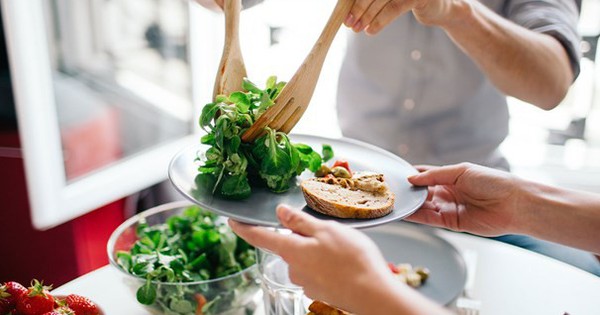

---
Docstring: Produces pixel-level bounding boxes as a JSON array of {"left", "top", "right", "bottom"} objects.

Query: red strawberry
[
  {"left": 1, "top": 281, "right": 28, "bottom": 314},
  {"left": 16, "top": 280, "right": 55, "bottom": 315},
  {"left": 0, "top": 300, "right": 9, "bottom": 315},
  {"left": 65, "top": 295, "right": 99, "bottom": 315},
  {"left": 0, "top": 298, "right": 11, "bottom": 315},
  {"left": 42, "top": 306, "right": 75, "bottom": 315}
]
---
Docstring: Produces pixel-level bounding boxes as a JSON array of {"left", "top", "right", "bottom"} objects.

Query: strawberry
[
  {"left": 42, "top": 306, "right": 75, "bottom": 315},
  {"left": 16, "top": 280, "right": 55, "bottom": 315},
  {"left": 65, "top": 294, "right": 99, "bottom": 315},
  {"left": 0, "top": 299, "right": 9, "bottom": 315},
  {"left": 1, "top": 281, "right": 28, "bottom": 314},
  {"left": 0, "top": 298, "right": 11, "bottom": 315}
]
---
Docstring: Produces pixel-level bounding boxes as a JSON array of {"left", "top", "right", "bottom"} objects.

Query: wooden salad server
[
  {"left": 213, "top": 0, "right": 247, "bottom": 99},
  {"left": 241, "top": 0, "right": 355, "bottom": 142}
]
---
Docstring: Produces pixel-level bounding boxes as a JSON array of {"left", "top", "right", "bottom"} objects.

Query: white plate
[{"left": 168, "top": 134, "right": 427, "bottom": 229}]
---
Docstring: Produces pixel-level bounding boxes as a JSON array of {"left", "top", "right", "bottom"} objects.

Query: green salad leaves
[
  {"left": 197, "top": 76, "right": 333, "bottom": 199},
  {"left": 116, "top": 206, "right": 257, "bottom": 315}
]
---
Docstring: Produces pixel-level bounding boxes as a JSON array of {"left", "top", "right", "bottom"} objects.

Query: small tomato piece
[
  {"left": 388, "top": 262, "right": 400, "bottom": 274},
  {"left": 194, "top": 293, "right": 207, "bottom": 315},
  {"left": 332, "top": 160, "right": 351, "bottom": 175}
]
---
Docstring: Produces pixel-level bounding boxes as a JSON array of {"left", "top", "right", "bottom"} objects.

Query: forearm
[
  {"left": 440, "top": 0, "right": 573, "bottom": 110},
  {"left": 352, "top": 275, "right": 451, "bottom": 315},
  {"left": 515, "top": 179, "right": 600, "bottom": 254}
]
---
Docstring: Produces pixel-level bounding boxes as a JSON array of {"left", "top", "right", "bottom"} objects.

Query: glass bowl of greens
[{"left": 107, "top": 201, "right": 260, "bottom": 315}]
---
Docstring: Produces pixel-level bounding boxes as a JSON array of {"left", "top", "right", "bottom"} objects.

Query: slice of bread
[{"left": 300, "top": 175, "right": 395, "bottom": 219}]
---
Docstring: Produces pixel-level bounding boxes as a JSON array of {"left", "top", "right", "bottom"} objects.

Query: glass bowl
[{"left": 107, "top": 201, "right": 261, "bottom": 315}]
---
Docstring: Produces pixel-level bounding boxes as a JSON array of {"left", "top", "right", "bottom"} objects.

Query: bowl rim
[{"left": 107, "top": 200, "right": 258, "bottom": 286}]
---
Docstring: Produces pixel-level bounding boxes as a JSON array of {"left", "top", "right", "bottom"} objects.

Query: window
[{"left": 3, "top": 0, "right": 196, "bottom": 229}]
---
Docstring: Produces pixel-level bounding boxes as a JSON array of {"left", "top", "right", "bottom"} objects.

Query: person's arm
[
  {"left": 229, "top": 206, "right": 452, "bottom": 315},
  {"left": 438, "top": 1, "right": 574, "bottom": 110},
  {"left": 345, "top": 0, "right": 579, "bottom": 110},
  {"left": 516, "top": 179, "right": 600, "bottom": 254},
  {"left": 406, "top": 163, "right": 600, "bottom": 255}
]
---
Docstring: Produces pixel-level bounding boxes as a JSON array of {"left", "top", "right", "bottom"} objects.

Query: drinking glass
[{"left": 257, "top": 247, "right": 311, "bottom": 315}]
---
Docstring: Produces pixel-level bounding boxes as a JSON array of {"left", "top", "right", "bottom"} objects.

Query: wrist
[
  {"left": 352, "top": 273, "right": 446, "bottom": 315},
  {"left": 349, "top": 271, "right": 395, "bottom": 314},
  {"left": 438, "top": 0, "right": 476, "bottom": 30},
  {"left": 511, "top": 178, "right": 562, "bottom": 236}
]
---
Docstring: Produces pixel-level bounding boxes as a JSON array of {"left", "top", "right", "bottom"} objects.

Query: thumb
[
  {"left": 408, "top": 163, "right": 469, "bottom": 187},
  {"left": 276, "top": 205, "right": 322, "bottom": 236}
]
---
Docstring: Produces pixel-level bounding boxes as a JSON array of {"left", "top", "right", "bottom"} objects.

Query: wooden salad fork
[
  {"left": 213, "top": 0, "right": 246, "bottom": 99},
  {"left": 241, "top": 0, "right": 355, "bottom": 143}
]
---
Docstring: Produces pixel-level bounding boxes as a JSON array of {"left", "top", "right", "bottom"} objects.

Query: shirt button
[
  {"left": 398, "top": 144, "right": 409, "bottom": 156},
  {"left": 403, "top": 99, "right": 415, "bottom": 110},
  {"left": 411, "top": 50, "right": 422, "bottom": 61}
]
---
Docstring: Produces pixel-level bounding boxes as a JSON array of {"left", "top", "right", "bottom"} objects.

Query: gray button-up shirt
[{"left": 337, "top": 0, "right": 580, "bottom": 170}]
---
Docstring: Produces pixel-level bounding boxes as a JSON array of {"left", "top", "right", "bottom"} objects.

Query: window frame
[{"left": 1, "top": 0, "right": 200, "bottom": 230}]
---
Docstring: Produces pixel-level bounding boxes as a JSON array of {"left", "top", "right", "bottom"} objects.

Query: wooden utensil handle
[
  {"left": 214, "top": 0, "right": 246, "bottom": 99},
  {"left": 283, "top": 0, "right": 355, "bottom": 93},
  {"left": 303, "top": 0, "right": 355, "bottom": 69},
  {"left": 224, "top": 0, "right": 242, "bottom": 47},
  {"left": 241, "top": 0, "right": 355, "bottom": 142}
]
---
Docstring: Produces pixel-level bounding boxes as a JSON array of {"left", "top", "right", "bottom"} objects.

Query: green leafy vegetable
[
  {"left": 322, "top": 144, "right": 334, "bottom": 162},
  {"left": 197, "top": 76, "right": 334, "bottom": 199},
  {"left": 137, "top": 277, "right": 157, "bottom": 305},
  {"left": 116, "top": 206, "right": 257, "bottom": 314}
]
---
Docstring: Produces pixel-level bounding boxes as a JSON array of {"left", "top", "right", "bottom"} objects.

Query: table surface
[{"left": 53, "top": 225, "right": 600, "bottom": 314}]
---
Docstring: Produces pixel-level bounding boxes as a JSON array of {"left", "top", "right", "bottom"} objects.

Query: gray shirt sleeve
[{"left": 503, "top": 0, "right": 581, "bottom": 80}]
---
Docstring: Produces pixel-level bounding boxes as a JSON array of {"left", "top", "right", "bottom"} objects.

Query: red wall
[{"left": 0, "top": 132, "right": 125, "bottom": 288}]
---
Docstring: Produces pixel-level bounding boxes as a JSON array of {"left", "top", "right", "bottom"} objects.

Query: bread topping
[{"left": 314, "top": 171, "right": 388, "bottom": 194}]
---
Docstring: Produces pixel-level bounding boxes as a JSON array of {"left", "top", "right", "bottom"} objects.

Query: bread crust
[
  {"left": 308, "top": 300, "right": 352, "bottom": 315},
  {"left": 300, "top": 178, "right": 395, "bottom": 219}
]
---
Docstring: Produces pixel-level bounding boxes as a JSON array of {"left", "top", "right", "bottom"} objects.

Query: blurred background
[{"left": 0, "top": 0, "right": 599, "bottom": 287}]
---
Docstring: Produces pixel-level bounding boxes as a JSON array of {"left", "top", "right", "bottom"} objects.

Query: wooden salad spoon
[
  {"left": 213, "top": 0, "right": 246, "bottom": 99},
  {"left": 241, "top": 0, "right": 355, "bottom": 143}
]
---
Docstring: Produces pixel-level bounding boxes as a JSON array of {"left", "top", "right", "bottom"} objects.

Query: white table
[{"left": 53, "top": 228, "right": 600, "bottom": 314}]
